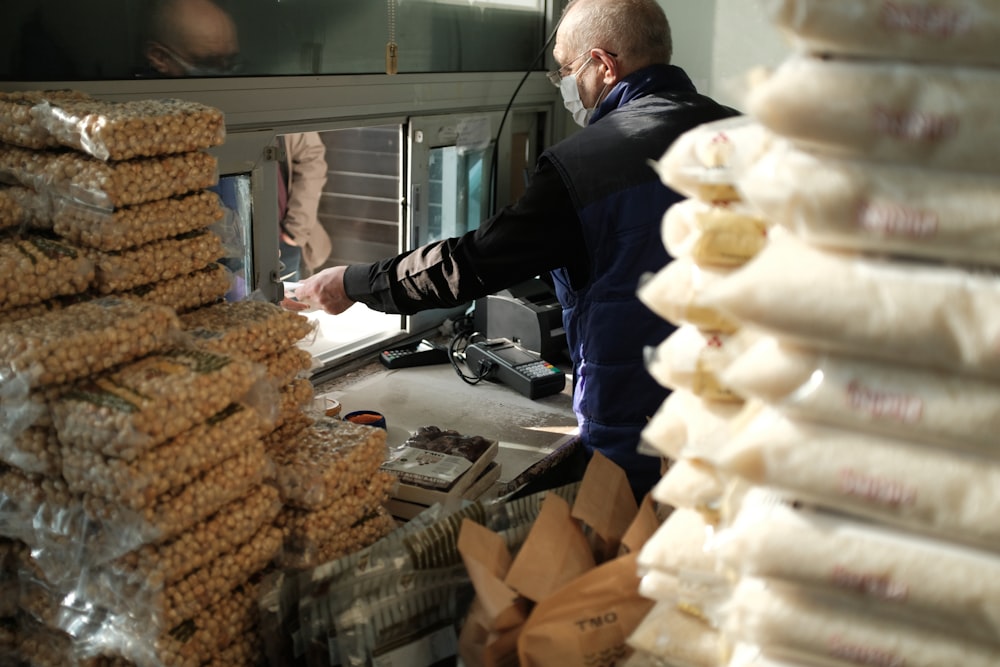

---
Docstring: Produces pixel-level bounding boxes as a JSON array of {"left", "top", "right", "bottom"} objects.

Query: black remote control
[{"left": 379, "top": 339, "right": 450, "bottom": 369}]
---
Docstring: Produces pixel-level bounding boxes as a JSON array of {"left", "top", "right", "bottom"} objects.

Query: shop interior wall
[{"left": 656, "top": 0, "right": 791, "bottom": 114}]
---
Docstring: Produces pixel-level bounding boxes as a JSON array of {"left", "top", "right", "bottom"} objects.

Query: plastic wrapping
[
  {"left": 52, "top": 189, "right": 223, "bottom": 252},
  {"left": 0, "top": 90, "right": 92, "bottom": 150},
  {"left": 627, "top": 599, "right": 722, "bottom": 667},
  {"left": 88, "top": 228, "right": 223, "bottom": 294},
  {"left": 637, "top": 258, "right": 740, "bottom": 333},
  {"left": 748, "top": 54, "right": 1000, "bottom": 174},
  {"left": 0, "top": 144, "right": 219, "bottom": 210},
  {"left": 2, "top": 426, "right": 61, "bottom": 477},
  {"left": 649, "top": 115, "right": 773, "bottom": 203},
  {"left": 739, "top": 140, "right": 1000, "bottom": 267},
  {"left": 702, "top": 228, "right": 1000, "bottom": 379},
  {"left": 637, "top": 508, "right": 716, "bottom": 580},
  {"left": 52, "top": 347, "right": 262, "bottom": 460},
  {"left": 715, "top": 406, "right": 1000, "bottom": 551},
  {"left": 272, "top": 378, "right": 315, "bottom": 430},
  {"left": 723, "top": 334, "right": 1000, "bottom": 454},
  {"left": 80, "top": 520, "right": 281, "bottom": 633},
  {"left": 122, "top": 261, "right": 232, "bottom": 314},
  {"left": 261, "top": 345, "right": 315, "bottom": 386},
  {"left": 0, "top": 296, "right": 181, "bottom": 389},
  {"left": 662, "top": 198, "right": 769, "bottom": 267},
  {"left": 62, "top": 403, "right": 269, "bottom": 511},
  {"left": 323, "top": 564, "right": 471, "bottom": 667},
  {"left": 652, "top": 459, "right": 726, "bottom": 522},
  {"left": 150, "top": 572, "right": 263, "bottom": 667},
  {"left": 645, "top": 325, "right": 749, "bottom": 402},
  {"left": 267, "top": 417, "right": 388, "bottom": 511},
  {"left": 180, "top": 299, "right": 316, "bottom": 362},
  {"left": 723, "top": 578, "right": 1000, "bottom": 667},
  {"left": 278, "top": 505, "right": 397, "bottom": 571},
  {"left": 31, "top": 97, "right": 225, "bottom": 162},
  {"left": 276, "top": 471, "right": 396, "bottom": 569},
  {"left": 81, "top": 440, "right": 273, "bottom": 549},
  {"left": 0, "top": 233, "right": 94, "bottom": 311},
  {"left": 713, "top": 489, "right": 1000, "bottom": 643},
  {"left": 261, "top": 502, "right": 486, "bottom": 666},
  {"left": 0, "top": 184, "right": 45, "bottom": 231},
  {"left": 640, "top": 388, "right": 743, "bottom": 461},
  {"left": 763, "top": 0, "right": 1000, "bottom": 67},
  {"left": 0, "top": 298, "right": 65, "bottom": 326},
  {"left": 108, "top": 483, "right": 280, "bottom": 597}
]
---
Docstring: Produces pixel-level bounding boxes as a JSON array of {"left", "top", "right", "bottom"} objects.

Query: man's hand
[{"left": 281, "top": 265, "right": 355, "bottom": 314}]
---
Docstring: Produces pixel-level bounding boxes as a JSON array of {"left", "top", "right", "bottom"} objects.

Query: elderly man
[
  {"left": 288, "top": 0, "right": 738, "bottom": 499},
  {"left": 144, "top": 0, "right": 241, "bottom": 77}
]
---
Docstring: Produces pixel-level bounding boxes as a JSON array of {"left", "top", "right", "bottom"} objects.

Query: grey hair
[{"left": 560, "top": 0, "right": 672, "bottom": 65}]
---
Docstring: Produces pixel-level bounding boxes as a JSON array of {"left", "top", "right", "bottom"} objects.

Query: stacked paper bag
[
  {"left": 644, "top": 2, "right": 1000, "bottom": 666},
  {"left": 457, "top": 452, "right": 660, "bottom": 667}
]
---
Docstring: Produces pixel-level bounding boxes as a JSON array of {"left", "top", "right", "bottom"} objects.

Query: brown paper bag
[
  {"left": 459, "top": 597, "right": 523, "bottom": 667},
  {"left": 459, "top": 518, "right": 528, "bottom": 631},
  {"left": 517, "top": 551, "right": 655, "bottom": 667},
  {"left": 504, "top": 492, "right": 596, "bottom": 603},
  {"left": 572, "top": 450, "right": 638, "bottom": 561}
]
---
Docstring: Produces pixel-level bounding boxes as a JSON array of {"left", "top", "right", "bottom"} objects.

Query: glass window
[{"left": 0, "top": 0, "right": 546, "bottom": 81}]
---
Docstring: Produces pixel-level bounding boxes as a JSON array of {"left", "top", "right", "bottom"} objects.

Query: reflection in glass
[
  {"left": 0, "top": 0, "right": 546, "bottom": 80},
  {"left": 424, "top": 145, "right": 488, "bottom": 246},
  {"left": 209, "top": 173, "right": 254, "bottom": 301}
]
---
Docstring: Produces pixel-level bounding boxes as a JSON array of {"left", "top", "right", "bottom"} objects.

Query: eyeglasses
[{"left": 546, "top": 47, "right": 617, "bottom": 87}]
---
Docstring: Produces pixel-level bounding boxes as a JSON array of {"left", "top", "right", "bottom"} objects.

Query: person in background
[
  {"left": 143, "top": 0, "right": 332, "bottom": 282},
  {"left": 144, "top": 0, "right": 241, "bottom": 77},
  {"left": 277, "top": 132, "right": 332, "bottom": 281},
  {"left": 285, "top": 0, "right": 739, "bottom": 500}
]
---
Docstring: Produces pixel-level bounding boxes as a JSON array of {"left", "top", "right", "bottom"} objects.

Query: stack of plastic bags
[
  {"left": 632, "top": 1, "right": 1000, "bottom": 666},
  {"left": 623, "top": 117, "right": 771, "bottom": 667},
  {"left": 0, "top": 91, "right": 393, "bottom": 666}
]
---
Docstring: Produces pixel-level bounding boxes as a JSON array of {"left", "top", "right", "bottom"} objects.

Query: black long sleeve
[{"left": 343, "top": 156, "right": 588, "bottom": 315}]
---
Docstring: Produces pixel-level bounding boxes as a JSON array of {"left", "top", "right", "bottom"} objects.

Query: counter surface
[{"left": 314, "top": 357, "right": 579, "bottom": 497}]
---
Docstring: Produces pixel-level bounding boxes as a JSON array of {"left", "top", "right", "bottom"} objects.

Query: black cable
[
  {"left": 447, "top": 324, "right": 492, "bottom": 385},
  {"left": 487, "top": 2, "right": 561, "bottom": 215}
]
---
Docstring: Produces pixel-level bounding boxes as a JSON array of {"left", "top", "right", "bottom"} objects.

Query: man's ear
[
  {"left": 145, "top": 41, "right": 173, "bottom": 75},
  {"left": 593, "top": 48, "right": 619, "bottom": 85}
]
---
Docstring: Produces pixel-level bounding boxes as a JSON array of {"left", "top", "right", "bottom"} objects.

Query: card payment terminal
[{"left": 464, "top": 338, "right": 566, "bottom": 399}]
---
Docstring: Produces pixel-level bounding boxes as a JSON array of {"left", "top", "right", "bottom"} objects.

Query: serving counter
[{"left": 313, "top": 357, "right": 580, "bottom": 499}]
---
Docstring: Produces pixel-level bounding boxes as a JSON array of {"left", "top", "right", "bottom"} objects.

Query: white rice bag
[
  {"left": 764, "top": 0, "right": 1000, "bottom": 67},
  {"left": 722, "top": 334, "right": 1000, "bottom": 453},
  {"left": 749, "top": 54, "right": 1000, "bottom": 174},
  {"left": 715, "top": 406, "right": 1000, "bottom": 550},
  {"left": 702, "top": 229, "right": 1000, "bottom": 379},
  {"left": 714, "top": 489, "right": 1000, "bottom": 642},
  {"left": 739, "top": 140, "right": 1000, "bottom": 266}
]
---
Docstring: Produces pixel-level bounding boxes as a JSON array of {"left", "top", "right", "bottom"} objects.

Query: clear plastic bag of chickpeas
[
  {"left": 0, "top": 233, "right": 94, "bottom": 311},
  {"left": 60, "top": 402, "right": 271, "bottom": 509},
  {"left": 0, "top": 143, "right": 219, "bottom": 210},
  {"left": 0, "top": 90, "right": 92, "bottom": 150},
  {"left": 122, "top": 262, "right": 232, "bottom": 315},
  {"left": 52, "top": 347, "right": 263, "bottom": 460},
  {"left": 181, "top": 299, "right": 316, "bottom": 363},
  {"left": 51, "top": 189, "right": 224, "bottom": 252},
  {"left": 266, "top": 418, "right": 389, "bottom": 511},
  {"left": 275, "top": 473, "right": 398, "bottom": 570},
  {"left": 30, "top": 97, "right": 226, "bottom": 162},
  {"left": 88, "top": 228, "right": 224, "bottom": 294},
  {"left": 0, "top": 296, "right": 182, "bottom": 389}
]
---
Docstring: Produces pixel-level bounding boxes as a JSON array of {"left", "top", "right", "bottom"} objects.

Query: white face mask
[{"left": 559, "top": 59, "right": 594, "bottom": 127}]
